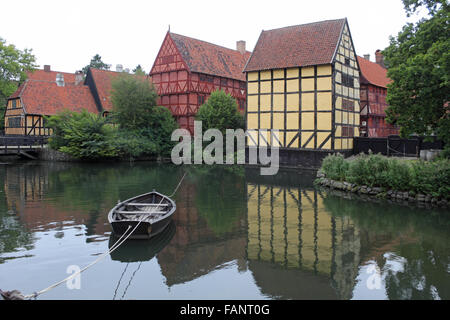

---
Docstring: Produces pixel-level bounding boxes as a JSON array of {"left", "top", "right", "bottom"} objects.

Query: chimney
[
  {"left": 44, "top": 65, "right": 51, "bottom": 72},
  {"left": 236, "top": 40, "right": 246, "bottom": 54},
  {"left": 56, "top": 73, "right": 65, "bottom": 87},
  {"left": 75, "top": 71, "right": 84, "bottom": 85},
  {"left": 375, "top": 50, "right": 386, "bottom": 68},
  {"left": 116, "top": 64, "right": 123, "bottom": 72},
  {"left": 364, "top": 54, "right": 370, "bottom": 61}
]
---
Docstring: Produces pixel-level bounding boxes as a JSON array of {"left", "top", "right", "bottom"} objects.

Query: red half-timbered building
[
  {"left": 358, "top": 52, "right": 399, "bottom": 137},
  {"left": 150, "top": 32, "right": 251, "bottom": 133}
]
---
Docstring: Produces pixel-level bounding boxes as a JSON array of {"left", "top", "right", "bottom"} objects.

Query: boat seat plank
[
  {"left": 126, "top": 203, "right": 169, "bottom": 207},
  {"left": 116, "top": 210, "right": 167, "bottom": 215}
]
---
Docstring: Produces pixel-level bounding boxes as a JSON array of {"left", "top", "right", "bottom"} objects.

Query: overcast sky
[{"left": 1, "top": 0, "right": 427, "bottom": 74}]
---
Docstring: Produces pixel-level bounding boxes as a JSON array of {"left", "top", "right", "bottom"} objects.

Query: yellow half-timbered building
[{"left": 244, "top": 19, "right": 360, "bottom": 152}]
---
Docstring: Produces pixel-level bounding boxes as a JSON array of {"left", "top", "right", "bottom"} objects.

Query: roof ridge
[
  {"left": 170, "top": 32, "right": 250, "bottom": 55},
  {"left": 262, "top": 18, "right": 347, "bottom": 33},
  {"left": 31, "top": 69, "right": 76, "bottom": 75}
]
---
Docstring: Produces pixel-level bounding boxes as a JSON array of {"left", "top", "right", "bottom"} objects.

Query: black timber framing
[{"left": 85, "top": 67, "right": 105, "bottom": 114}]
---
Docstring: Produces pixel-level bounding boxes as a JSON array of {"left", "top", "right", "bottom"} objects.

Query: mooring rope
[{"left": 1, "top": 171, "right": 187, "bottom": 300}]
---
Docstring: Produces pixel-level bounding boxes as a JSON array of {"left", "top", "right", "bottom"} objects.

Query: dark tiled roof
[
  {"left": 170, "top": 33, "right": 251, "bottom": 81},
  {"left": 244, "top": 19, "right": 346, "bottom": 72},
  {"left": 16, "top": 80, "right": 98, "bottom": 115},
  {"left": 357, "top": 56, "right": 390, "bottom": 88}
]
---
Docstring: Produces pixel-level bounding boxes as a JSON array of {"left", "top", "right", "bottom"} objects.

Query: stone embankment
[{"left": 315, "top": 171, "right": 449, "bottom": 208}]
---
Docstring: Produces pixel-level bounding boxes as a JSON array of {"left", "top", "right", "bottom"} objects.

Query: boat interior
[{"left": 113, "top": 193, "right": 174, "bottom": 222}]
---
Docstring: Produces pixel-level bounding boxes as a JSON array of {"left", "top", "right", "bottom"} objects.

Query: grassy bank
[{"left": 315, "top": 153, "right": 450, "bottom": 205}]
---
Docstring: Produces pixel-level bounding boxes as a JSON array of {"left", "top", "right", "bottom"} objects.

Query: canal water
[{"left": 0, "top": 161, "right": 449, "bottom": 300}]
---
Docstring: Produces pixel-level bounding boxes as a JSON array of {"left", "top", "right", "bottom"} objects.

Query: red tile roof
[
  {"left": 244, "top": 19, "right": 347, "bottom": 72},
  {"left": 357, "top": 56, "right": 391, "bottom": 88},
  {"left": 15, "top": 80, "right": 98, "bottom": 115},
  {"left": 26, "top": 69, "right": 77, "bottom": 83},
  {"left": 170, "top": 33, "right": 251, "bottom": 81},
  {"left": 89, "top": 68, "right": 151, "bottom": 112}
]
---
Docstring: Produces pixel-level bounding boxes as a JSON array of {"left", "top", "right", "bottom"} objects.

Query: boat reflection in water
[{"left": 108, "top": 221, "right": 176, "bottom": 263}]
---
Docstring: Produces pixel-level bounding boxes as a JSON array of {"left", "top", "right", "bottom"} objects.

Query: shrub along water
[{"left": 318, "top": 153, "right": 450, "bottom": 200}]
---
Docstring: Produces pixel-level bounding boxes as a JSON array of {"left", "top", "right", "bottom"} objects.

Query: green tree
[
  {"left": 383, "top": 1, "right": 449, "bottom": 155},
  {"left": 402, "top": 0, "right": 448, "bottom": 16},
  {"left": 82, "top": 54, "right": 110, "bottom": 74},
  {"left": 0, "top": 37, "right": 37, "bottom": 131},
  {"left": 133, "top": 64, "right": 146, "bottom": 76},
  {"left": 195, "top": 90, "right": 244, "bottom": 134},
  {"left": 110, "top": 74, "right": 159, "bottom": 130},
  {"left": 110, "top": 74, "right": 178, "bottom": 157}
]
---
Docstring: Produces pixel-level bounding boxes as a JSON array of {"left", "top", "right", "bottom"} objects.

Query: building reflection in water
[{"left": 245, "top": 169, "right": 360, "bottom": 299}]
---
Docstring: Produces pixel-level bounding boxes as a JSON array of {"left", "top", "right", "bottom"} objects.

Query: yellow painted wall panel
[
  {"left": 302, "top": 67, "right": 314, "bottom": 77},
  {"left": 286, "top": 94, "right": 299, "bottom": 111},
  {"left": 287, "top": 113, "right": 299, "bottom": 130},
  {"left": 287, "top": 68, "right": 299, "bottom": 78},
  {"left": 335, "top": 138, "right": 342, "bottom": 150},
  {"left": 301, "top": 93, "right": 314, "bottom": 111},
  {"left": 355, "top": 127, "right": 360, "bottom": 137},
  {"left": 342, "top": 139, "right": 348, "bottom": 150},
  {"left": 260, "top": 70, "right": 271, "bottom": 80},
  {"left": 317, "top": 92, "right": 332, "bottom": 111},
  {"left": 248, "top": 82, "right": 258, "bottom": 94},
  {"left": 273, "top": 94, "right": 285, "bottom": 111},
  {"left": 342, "top": 112, "right": 348, "bottom": 124},
  {"left": 302, "top": 78, "right": 315, "bottom": 92},
  {"left": 348, "top": 139, "right": 354, "bottom": 149},
  {"left": 273, "top": 69, "right": 284, "bottom": 79},
  {"left": 5, "top": 108, "right": 23, "bottom": 116},
  {"left": 317, "top": 132, "right": 331, "bottom": 149},
  {"left": 302, "top": 113, "right": 314, "bottom": 130},
  {"left": 260, "top": 81, "right": 272, "bottom": 93},
  {"left": 260, "top": 113, "right": 271, "bottom": 129},
  {"left": 335, "top": 125, "right": 342, "bottom": 137},
  {"left": 247, "top": 114, "right": 258, "bottom": 130},
  {"left": 301, "top": 132, "right": 313, "bottom": 148},
  {"left": 273, "top": 113, "right": 285, "bottom": 130},
  {"left": 317, "top": 77, "right": 332, "bottom": 91},
  {"left": 247, "top": 130, "right": 258, "bottom": 146},
  {"left": 336, "top": 97, "right": 342, "bottom": 109},
  {"left": 272, "top": 131, "right": 284, "bottom": 147},
  {"left": 273, "top": 80, "right": 284, "bottom": 93},
  {"left": 335, "top": 84, "right": 342, "bottom": 95},
  {"left": 287, "top": 79, "right": 298, "bottom": 92},
  {"left": 317, "top": 65, "right": 332, "bottom": 76},
  {"left": 260, "top": 95, "right": 271, "bottom": 112},
  {"left": 248, "top": 96, "right": 258, "bottom": 112},
  {"left": 317, "top": 113, "right": 332, "bottom": 130},
  {"left": 248, "top": 72, "right": 259, "bottom": 81},
  {"left": 286, "top": 132, "right": 299, "bottom": 148}
]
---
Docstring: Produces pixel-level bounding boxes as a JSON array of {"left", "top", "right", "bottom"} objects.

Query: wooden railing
[{"left": 0, "top": 135, "right": 48, "bottom": 154}]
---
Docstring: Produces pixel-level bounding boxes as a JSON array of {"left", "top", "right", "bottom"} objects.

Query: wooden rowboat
[{"left": 108, "top": 190, "right": 176, "bottom": 240}]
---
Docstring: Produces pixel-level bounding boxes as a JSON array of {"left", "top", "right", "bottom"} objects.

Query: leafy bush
[
  {"left": 385, "top": 158, "right": 411, "bottom": 190},
  {"left": 321, "top": 154, "right": 349, "bottom": 181},
  {"left": 47, "top": 110, "right": 118, "bottom": 159},
  {"left": 410, "top": 160, "right": 450, "bottom": 199},
  {"left": 319, "top": 153, "right": 450, "bottom": 200}
]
